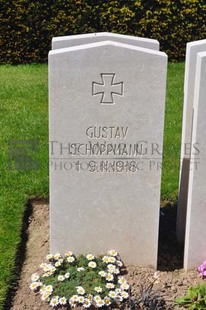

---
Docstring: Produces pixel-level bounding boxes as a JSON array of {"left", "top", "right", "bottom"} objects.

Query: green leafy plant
[
  {"left": 30, "top": 249, "right": 129, "bottom": 308},
  {"left": 125, "top": 280, "right": 167, "bottom": 310},
  {"left": 175, "top": 283, "right": 206, "bottom": 309}
]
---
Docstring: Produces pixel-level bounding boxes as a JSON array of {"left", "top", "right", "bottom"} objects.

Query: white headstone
[
  {"left": 52, "top": 32, "right": 159, "bottom": 51},
  {"left": 184, "top": 51, "right": 206, "bottom": 269},
  {"left": 49, "top": 40, "right": 167, "bottom": 268},
  {"left": 177, "top": 39, "right": 206, "bottom": 243}
]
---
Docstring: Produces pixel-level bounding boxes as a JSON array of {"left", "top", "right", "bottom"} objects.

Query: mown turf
[
  {"left": 0, "top": 63, "right": 184, "bottom": 308},
  {"left": 0, "top": 64, "right": 48, "bottom": 309},
  {"left": 161, "top": 62, "right": 185, "bottom": 203}
]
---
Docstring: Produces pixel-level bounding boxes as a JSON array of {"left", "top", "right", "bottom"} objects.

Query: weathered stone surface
[
  {"left": 49, "top": 40, "right": 167, "bottom": 267},
  {"left": 184, "top": 52, "right": 206, "bottom": 270},
  {"left": 177, "top": 39, "right": 206, "bottom": 243},
  {"left": 52, "top": 32, "right": 159, "bottom": 50}
]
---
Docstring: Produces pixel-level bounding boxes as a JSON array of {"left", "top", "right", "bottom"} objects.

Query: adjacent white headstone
[
  {"left": 184, "top": 51, "right": 206, "bottom": 269},
  {"left": 49, "top": 40, "right": 167, "bottom": 268},
  {"left": 52, "top": 32, "right": 159, "bottom": 51},
  {"left": 177, "top": 39, "right": 206, "bottom": 243}
]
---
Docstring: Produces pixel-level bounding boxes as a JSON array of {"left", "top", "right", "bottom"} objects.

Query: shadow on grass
[
  {"left": 4, "top": 197, "right": 48, "bottom": 310},
  {"left": 157, "top": 202, "right": 184, "bottom": 271}
]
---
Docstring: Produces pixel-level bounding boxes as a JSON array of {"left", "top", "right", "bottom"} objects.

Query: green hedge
[{"left": 0, "top": 0, "right": 205, "bottom": 64}]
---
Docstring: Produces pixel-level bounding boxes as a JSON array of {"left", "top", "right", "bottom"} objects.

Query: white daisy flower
[
  {"left": 42, "top": 273, "right": 50, "bottom": 277},
  {"left": 108, "top": 290, "right": 117, "bottom": 299},
  {"left": 59, "top": 296, "right": 67, "bottom": 305},
  {"left": 65, "top": 251, "right": 73, "bottom": 257},
  {"left": 107, "top": 264, "right": 115, "bottom": 270},
  {"left": 107, "top": 264, "right": 116, "bottom": 273},
  {"left": 114, "top": 268, "right": 120, "bottom": 274},
  {"left": 69, "top": 299, "right": 76, "bottom": 307},
  {"left": 88, "top": 261, "right": 97, "bottom": 268},
  {"left": 50, "top": 296, "right": 59, "bottom": 307},
  {"left": 55, "top": 261, "right": 62, "bottom": 267},
  {"left": 43, "top": 263, "right": 53, "bottom": 272},
  {"left": 108, "top": 256, "right": 116, "bottom": 263},
  {"left": 118, "top": 276, "right": 127, "bottom": 284},
  {"left": 116, "top": 260, "right": 123, "bottom": 267},
  {"left": 107, "top": 250, "right": 118, "bottom": 256},
  {"left": 31, "top": 273, "right": 39, "bottom": 282},
  {"left": 65, "top": 272, "right": 70, "bottom": 278},
  {"left": 94, "top": 286, "right": 102, "bottom": 293},
  {"left": 77, "top": 267, "right": 85, "bottom": 272},
  {"left": 87, "top": 294, "right": 93, "bottom": 301},
  {"left": 67, "top": 256, "right": 75, "bottom": 263},
  {"left": 46, "top": 254, "right": 53, "bottom": 260},
  {"left": 115, "top": 288, "right": 122, "bottom": 294},
  {"left": 96, "top": 299, "right": 105, "bottom": 307},
  {"left": 121, "top": 291, "right": 129, "bottom": 299},
  {"left": 102, "top": 256, "right": 110, "bottom": 263},
  {"left": 58, "top": 275, "right": 65, "bottom": 281},
  {"left": 54, "top": 253, "right": 61, "bottom": 260},
  {"left": 98, "top": 271, "right": 107, "bottom": 277},
  {"left": 106, "top": 283, "right": 115, "bottom": 289},
  {"left": 104, "top": 296, "right": 112, "bottom": 306},
  {"left": 37, "top": 282, "right": 43, "bottom": 287},
  {"left": 83, "top": 298, "right": 92, "bottom": 308},
  {"left": 115, "top": 295, "right": 123, "bottom": 302},
  {"left": 86, "top": 253, "right": 95, "bottom": 260},
  {"left": 40, "top": 286, "right": 46, "bottom": 294},
  {"left": 70, "top": 294, "right": 78, "bottom": 302},
  {"left": 76, "top": 286, "right": 85, "bottom": 295},
  {"left": 40, "top": 263, "right": 46, "bottom": 269},
  {"left": 41, "top": 292, "right": 50, "bottom": 301},
  {"left": 29, "top": 282, "right": 38, "bottom": 290},
  {"left": 120, "top": 283, "right": 130, "bottom": 290},
  {"left": 78, "top": 296, "right": 85, "bottom": 303},
  {"left": 46, "top": 285, "right": 53, "bottom": 293},
  {"left": 51, "top": 266, "right": 56, "bottom": 273},
  {"left": 106, "top": 273, "right": 114, "bottom": 281},
  {"left": 94, "top": 295, "right": 101, "bottom": 302}
]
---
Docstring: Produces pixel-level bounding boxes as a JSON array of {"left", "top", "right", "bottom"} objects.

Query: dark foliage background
[{"left": 0, "top": 0, "right": 205, "bottom": 64}]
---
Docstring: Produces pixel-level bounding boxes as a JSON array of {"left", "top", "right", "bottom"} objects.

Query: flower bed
[{"left": 30, "top": 250, "right": 129, "bottom": 308}]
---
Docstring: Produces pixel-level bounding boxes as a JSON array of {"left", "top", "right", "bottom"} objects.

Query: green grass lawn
[
  {"left": 161, "top": 63, "right": 185, "bottom": 202},
  {"left": 0, "top": 64, "right": 48, "bottom": 308},
  {"left": 0, "top": 63, "right": 184, "bottom": 309}
]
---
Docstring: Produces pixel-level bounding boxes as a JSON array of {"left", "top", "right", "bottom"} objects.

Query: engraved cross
[{"left": 92, "top": 73, "right": 123, "bottom": 104}]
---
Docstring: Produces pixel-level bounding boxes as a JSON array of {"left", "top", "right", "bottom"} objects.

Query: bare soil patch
[{"left": 8, "top": 201, "right": 204, "bottom": 309}]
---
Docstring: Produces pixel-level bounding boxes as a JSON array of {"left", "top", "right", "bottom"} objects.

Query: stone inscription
[
  {"left": 86, "top": 126, "right": 128, "bottom": 139},
  {"left": 50, "top": 125, "right": 162, "bottom": 173}
]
